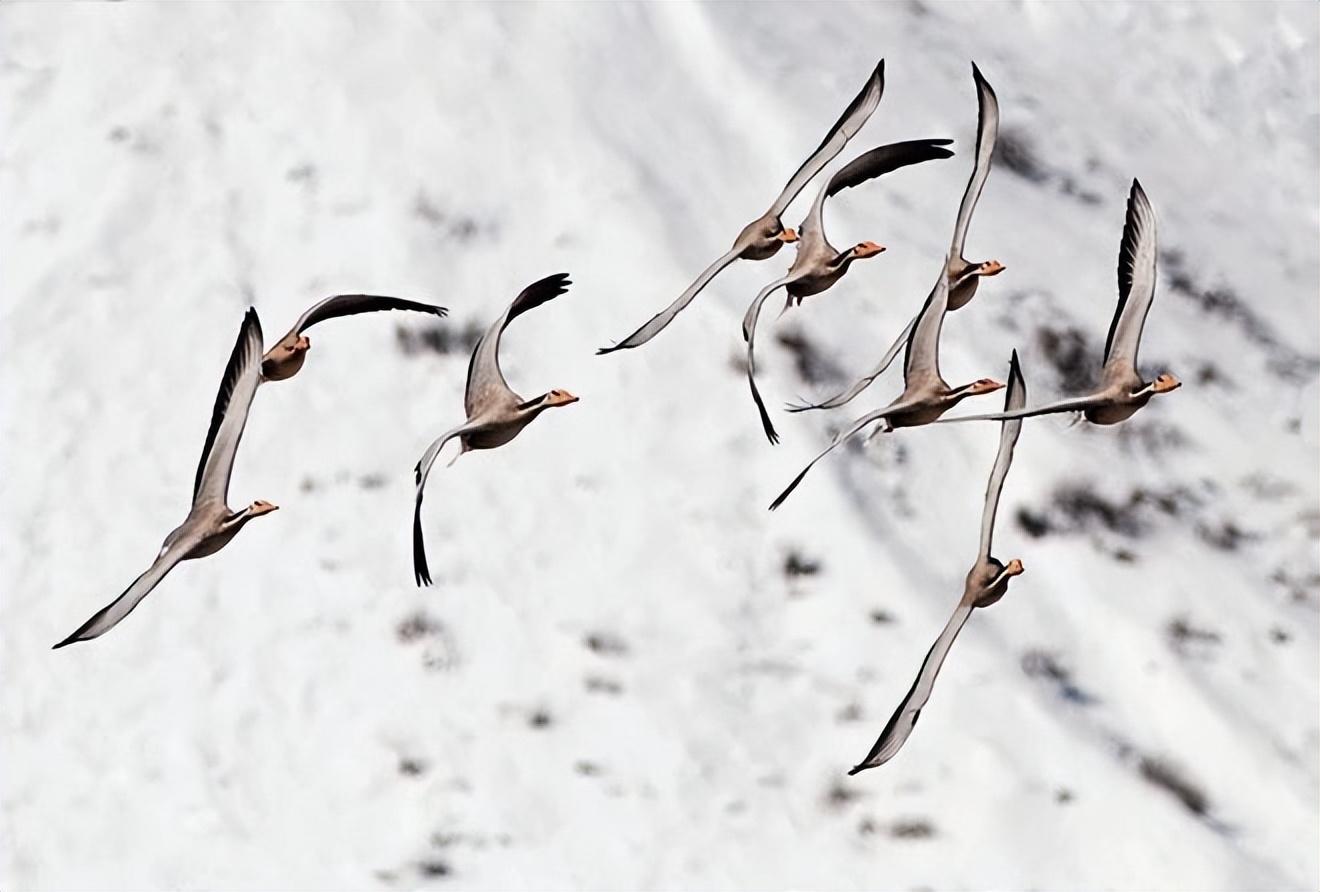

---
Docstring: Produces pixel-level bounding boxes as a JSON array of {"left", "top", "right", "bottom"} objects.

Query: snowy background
[{"left": 2, "top": 3, "right": 1318, "bottom": 890}]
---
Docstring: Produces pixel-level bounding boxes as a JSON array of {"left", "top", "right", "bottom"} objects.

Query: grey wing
[
  {"left": 52, "top": 548, "right": 187, "bottom": 648},
  {"left": 768, "top": 397, "right": 924, "bottom": 511},
  {"left": 979, "top": 350, "right": 1026, "bottom": 561},
  {"left": 767, "top": 59, "right": 885, "bottom": 218},
  {"left": 597, "top": 249, "right": 741, "bottom": 354},
  {"left": 950, "top": 63, "right": 1000, "bottom": 263},
  {"left": 902, "top": 262, "right": 952, "bottom": 387},
  {"left": 194, "top": 307, "right": 265, "bottom": 507},
  {"left": 412, "top": 422, "right": 486, "bottom": 587},
  {"left": 824, "top": 139, "right": 955, "bottom": 198},
  {"left": 847, "top": 602, "right": 975, "bottom": 774},
  {"left": 934, "top": 391, "right": 1108, "bottom": 424},
  {"left": 465, "top": 273, "right": 571, "bottom": 416},
  {"left": 788, "top": 315, "right": 913, "bottom": 413},
  {"left": 743, "top": 276, "right": 796, "bottom": 445},
  {"left": 290, "top": 294, "right": 448, "bottom": 335},
  {"left": 1103, "top": 179, "right": 1157, "bottom": 373},
  {"left": 799, "top": 138, "right": 954, "bottom": 246}
]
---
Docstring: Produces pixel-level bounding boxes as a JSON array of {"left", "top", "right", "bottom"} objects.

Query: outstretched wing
[
  {"left": 288, "top": 294, "right": 448, "bottom": 335},
  {"left": 52, "top": 548, "right": 188, "bottom": 648},
  {"left": 768, "top": 396, "right": 924, "bottom": 511},
  {"left": 194, "top": 308, "right": 265, "bottom": 507},
  {"left": 411, "top": 422, "right": 486, "bottom": 587},
  {"left": 903, "top": 262, "right": 952, "bottom": 387},
  {"left": 798, "top": 138, "right": 954, "bottom": 247},
  {"left": 1103, "top": 179, "right": 1158, "bottom": 373},
  {"left": 979, "top": 350, "right": 1026, "bottom": 561},
  {"left": 597, "top": 249, "right": 741, "bottom": 354},
  {"left": 788, "top": 315, "right": 913, "bottom": 413},
  {"left": 950, "top": 63, "right": 1000, "bottom": 263},
  {"left": 742, "top": 276, "right": 796, "bottom": 444},
  {"left": 847, "top": 602, "right": 974, "bottom": 774},
  {"left": 933, "top": 391, "right": 1107, "bottom": 424},
  {"left": 767, "top": 60, "right": 885, "bottom": 218},
  {"left": 465, "top": 273, "right": 571, "bottom": 415}
]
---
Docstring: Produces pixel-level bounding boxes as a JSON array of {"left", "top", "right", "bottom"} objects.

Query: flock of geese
[{"left": 55, "top": 59, "right": 1181, "bottom": 774}]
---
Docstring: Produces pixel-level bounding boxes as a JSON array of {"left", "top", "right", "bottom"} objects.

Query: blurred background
[{"left": 2, "top": 3, "right": 1317, "bottom": 889}]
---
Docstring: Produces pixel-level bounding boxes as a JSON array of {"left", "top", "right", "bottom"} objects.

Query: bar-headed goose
[
  {"left": 261, "top": 294, "right": 448, "bottom": 381},
  {"left": 597, "top": 60, "right": 885, "bottom": 355},
  {"left": 848, "top": 351, "right": 1027, "bottom": 774},
  {"left": 412, "top": 274, "right": 577, "bottom": 586},
  {"left": 769, "top": 259, "right": 1003, "bottom": 509},
  {"left": 54, "top": 308, "right": 278, "bottom": 648},
  {"left": 793, "top": 63, "right": 1006, "bottom": 414},
  {"left": 938, "top": 180, "right": 1180, "bottom": 427},
  {"left": 743, "top": 139, "right": 955, "bottom": 443}
]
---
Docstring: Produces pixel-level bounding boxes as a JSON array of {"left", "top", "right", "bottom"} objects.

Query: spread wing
[
  {"left": 52, "top": 547, "right": 188, "bottom": 648},
  {"left": 950, "top": 63, "right": 1000, "bottom": 263},
  {"left": 798, "top": 139, "right": 954, "bottom": 247},
  {"left": 933, "top": 391, "right": 1108, "bottom": 424},
  {"left": 288, "top": 294, "right": 447, "bottom": 335},
  {"left": 979, "top": 350, "right": 1026, "bottom": 561},
  {"left": 743, "top": 276, "right": 797, "bottom": 445},
  {"left": 902, "top": 262, "right": 952, "bottom": 387},
  {"left": 194, "top": 308, "right": 265, "bottom": 507},
  {"left": 1103, "top": 179, "right": 1157, "bottom": 373},
  {"left": 411, "top": 422, "right": 486, "bottom": 587},
  {"left": 847, "top": 602, "right": 974, "bottom": 773},
  {"left": 465, "top": 273, "right": 571, "bottom": 416},
  {"left": 597, "top": 249, "right": 740, "bottom": 354},
  {"left": 768, "top": 396, "right": 925, "bottom": 511},
  {"left": 787, "top": 316, "right": 913, "bottom": 413},
  {"left": 767, "top": 60, "right": 885, "bottom": 218}
]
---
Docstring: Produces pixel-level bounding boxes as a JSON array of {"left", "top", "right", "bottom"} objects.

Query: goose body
[
  {"left": 937, "top": 180, "right": 1180, "bottom": 427},
  {"left": 261, "top": 293, "right": 448, "bottom": 381},
  {"left": 793, "top": 63, "right": 1007, "bottom": 413},
  {"left": 768, "top": 259, "right": 1003, "bottom": 509},
  {"left": 597, "top": 60, "right": 886, "bottom": 354},
  {"left": 848, "top": 351, "right": 1028, "bottom": 773},
  {"left": 412, "top": 274, "right": 578, "bottom": 587},
  {"left": 54, "top": 308, "right": 279, "bottom": 648},
  {"left": 742, "top": 138, "right": 955, "bottom": 443}
]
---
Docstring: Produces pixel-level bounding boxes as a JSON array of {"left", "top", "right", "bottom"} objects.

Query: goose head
[
  {"left": 224, "top": 499, "right": 279, "bottom": 531},
  {"left": 518, "top": 389, "right": 580, "bottom": 414},
  {"left": 829, "top": 241, "right": 885, "bottom": 273},
  {"left": 1132, "top": 372, "right": 1181, "bottom": 398},
  {"left": 544, "top": 388, "right": 580, "bottom": 407},
  {"left": 974, "top": 557, "right": 1024, "bottom": 608},
  {"left": 248, "top": 500, "right": 280, "bottom": 517},
  {"left": 736, "top": 217, "right": 799, "bottom": 260},
  {"left": 849, "top": 240, "right": 885, "bottom": 260},
  {"left": 1151, "top": 373, "right": 1181, "bottom": 394},
  {"left": 260, "top": 335, "right": 312, "bottom": 380},
  {"left": 279, "top": 335, "right": 311, "bottom": 358},
  {"left": 954, "top": 377, "right": 1005, "bottom": 399}
]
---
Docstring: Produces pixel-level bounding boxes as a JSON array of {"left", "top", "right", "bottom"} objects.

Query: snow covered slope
[{"left": 2, "top": 3, "right": 1317, "bottom": 889}]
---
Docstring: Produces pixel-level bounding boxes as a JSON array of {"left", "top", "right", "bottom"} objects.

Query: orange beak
[
  {"left": 778, "top": 228, "right": 799, "bottom": 243},
  {"left": 982, "top": 260, "right": 1006, "bottom": 276},
  {"left": 855, "top": 241, "right": 886, "bottom": 258},
  {"left": 1006, "top": 558, "right": 1024, "bottom": 575}
]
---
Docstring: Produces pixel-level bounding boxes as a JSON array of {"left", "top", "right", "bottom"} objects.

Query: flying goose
[
  {"left": 412, "top": 274, "right": 578, "bottom": 587},
  {"left": 937, "top": 179, "right": 1180, "bottom": 427},
  {"left": 743, "top": 139, "right": 955, "bottom": 443},
  {"left": 54, "top": 308, "right": 278, "bottom": 648},
  {"left": 768, "top": 258, "right": 1003, "bottom": 509},
  {"left": 848, "top": 350, "right": 1027, "bottom": 774},
  {"left": 261, "top": 294, "right": 448, "bottom": 381},
  {"left": 792, "top": 63, "right": 1006, "bottom": 414},
  {"left": 596, "top": 60, "right": 885, "bottom": 355}
]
